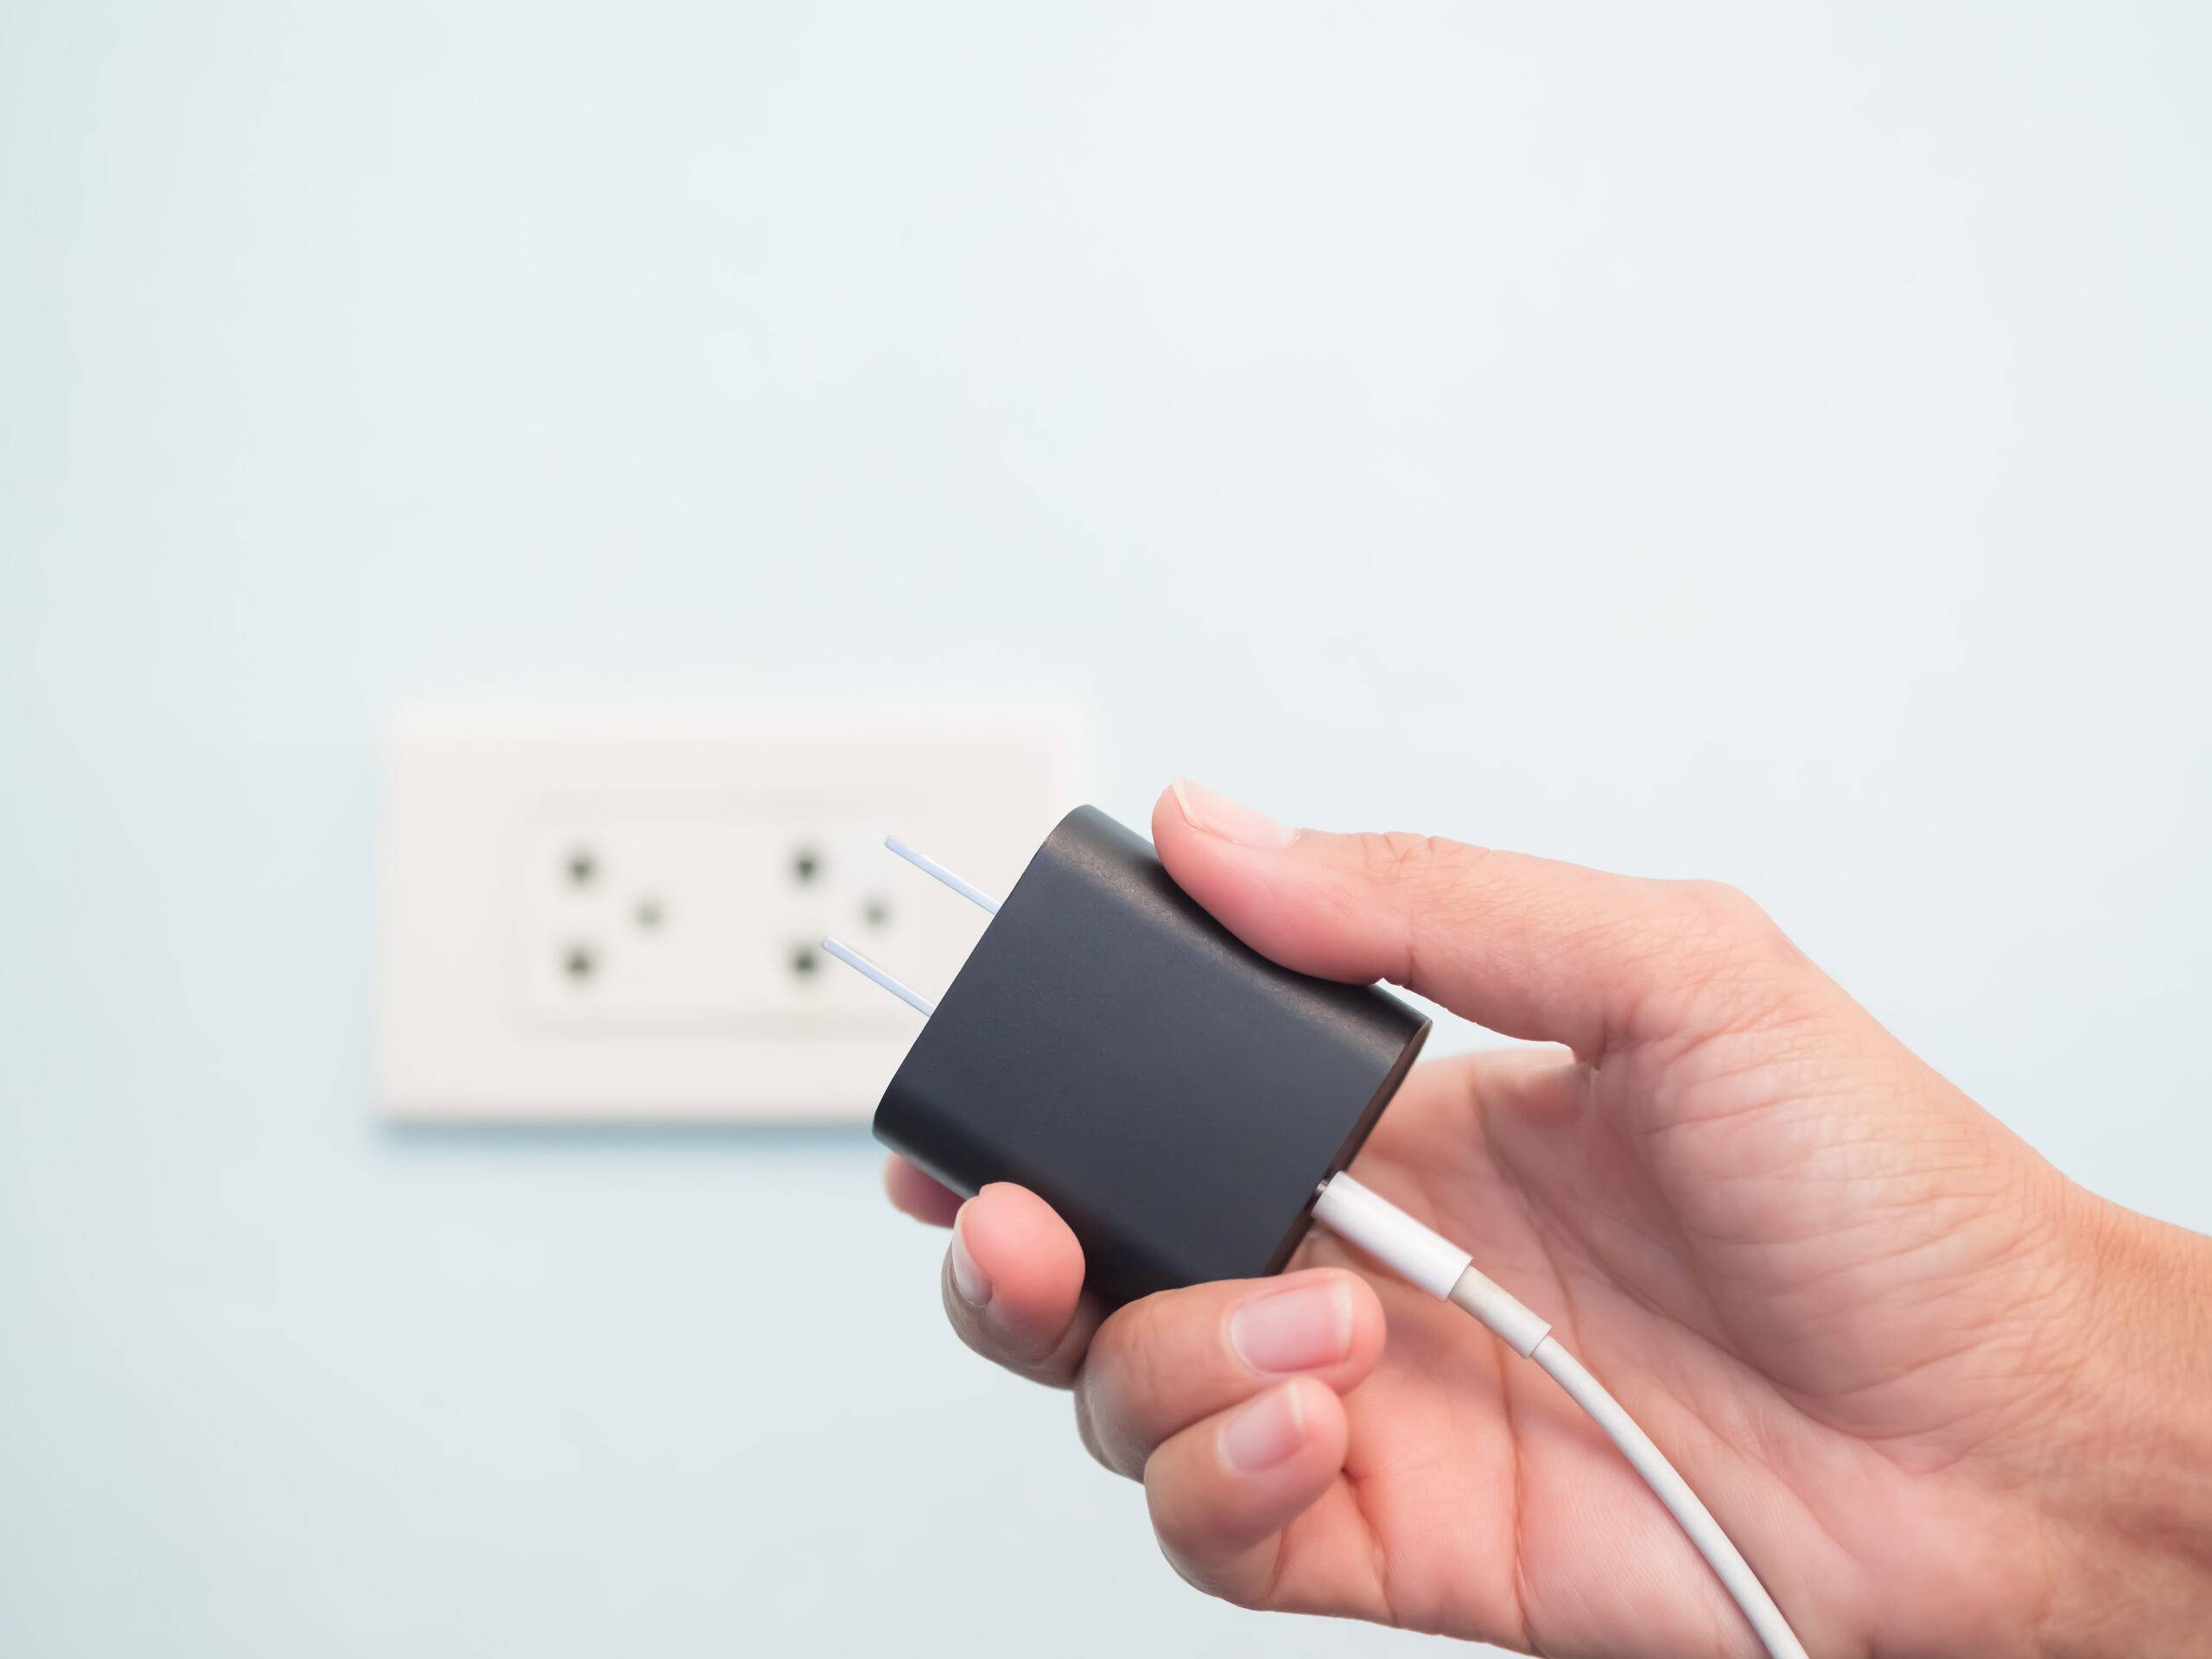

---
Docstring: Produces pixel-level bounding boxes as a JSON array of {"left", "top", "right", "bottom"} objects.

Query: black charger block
[{"left": 874, "top": 805, "right": 1431, "bottom": 1307}]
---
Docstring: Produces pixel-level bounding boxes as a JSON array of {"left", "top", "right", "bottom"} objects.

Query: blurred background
[{"left": 3, "top": 3, "right": 2207, "bottom": 1654}]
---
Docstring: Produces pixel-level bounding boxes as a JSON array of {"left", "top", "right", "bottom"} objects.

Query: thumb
[{"left": 1152, "top": 779, "right": 1808, "bottom": 1056}]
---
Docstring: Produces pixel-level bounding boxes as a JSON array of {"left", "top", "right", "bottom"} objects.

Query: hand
[{"left": 883, "top": 781, "right": 2212, "bottom": 1657}]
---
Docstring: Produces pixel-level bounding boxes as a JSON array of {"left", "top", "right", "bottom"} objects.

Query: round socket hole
[
  {"left": 566, "top": 849, "right": 598, "bottom": 887},
  {"left": 789, "top": 943, "right": 820, "bottom": 980},
  {"left": 862, "top": 897, "right": 891, "bottom": 930},
  {"left": 634, "top": 898, "right": 664, "bottom": 931},
  {"left": 791, "top": 846, "right": 823, "bottom": 886},
  {"left": 563, "top": 944, "right": 597, "bottom": 984}
]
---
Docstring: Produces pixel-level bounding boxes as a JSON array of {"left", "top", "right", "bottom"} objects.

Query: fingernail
[
  {"left": 1219, "top": 1382, "right": 1309, "bottom": 1474},
  {"left": 948, "top": 1211, "right": 992, "bottom": 1308},
  {"left": 1229, "top": 1280, "right": 1353, "bottom": 1374},
  {"left": 1170, "top": 778, "right": 1297, "bottom": 849}
]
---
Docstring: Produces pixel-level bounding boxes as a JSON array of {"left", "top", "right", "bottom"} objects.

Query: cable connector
[
  {"left": 1314, "top": 1172, "right": 1550, "bottom": 1354},
  {"left": 1311, "top": 1171, "right": 1469, "bottom": 1296}
]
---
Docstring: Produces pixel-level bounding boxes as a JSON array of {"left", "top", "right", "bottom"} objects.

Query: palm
[{"left": 1274, "top": 1037, "right": 2068, "bottom": 1656}]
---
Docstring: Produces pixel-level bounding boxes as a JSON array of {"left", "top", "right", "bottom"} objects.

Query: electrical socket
[
  {"left": 519, "top": 810, "right": 899, "bottom": 1025},
  {"left": 377, "top": 706, "right": 1084, "bottom": 1122}
]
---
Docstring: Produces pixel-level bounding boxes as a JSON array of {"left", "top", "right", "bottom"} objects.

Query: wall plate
[{"left": 376, "top": 706, "right": 1085, "bottom": 1122}]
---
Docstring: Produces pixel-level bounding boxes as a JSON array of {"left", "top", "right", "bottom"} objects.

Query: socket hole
[
  {"left": 566, "top": 849, "right": 597, "bottom": 887},
  {"left": 789, "top": 943, "right": 820, "bottom": 979},
  {"left": 563, "top": 944, "right": 597, "bottom": 983},
  {"left": 634, "top": 898, "right": 664, "bottom": 931},
  {"left": 791, "top": 847, "right": 822, "bottom": 885},
  {"left": 862, "top": 897, "right": 891, "bottom": 930}
]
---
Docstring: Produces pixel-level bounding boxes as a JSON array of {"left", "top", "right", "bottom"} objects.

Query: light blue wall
[{"left": 4, "top": 4, "right": 2207, "bottom": 1654}]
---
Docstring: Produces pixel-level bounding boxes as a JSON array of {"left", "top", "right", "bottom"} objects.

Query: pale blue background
[{"left": 3, "top": 3, "right": 2208, "bottom": 1655}]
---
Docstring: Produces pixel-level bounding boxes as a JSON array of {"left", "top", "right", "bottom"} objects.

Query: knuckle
[
  {"left": 1166, "top": 1551, "right": 1257, "bottom": 1611},
  {"left": 1071, "top": 1376, "right": 1115, "bottom": 1471},
  {"left": 1115, "top": 1304, "right": 1185, "bottom": 1413},
  {"left": 1635, "top": 878, "right": 1820, "bottom": 1029},
  {"left": 1354, "top": 830, "right": 1462, "bottom": 888},
  {"left": 1077, "top": 1300, "right": 1177, "bottom": 1469},
  {"left": 1149, "top": 1503, "right": 1278, "bottom": 1613},
  {"left": 1147, "top": 1487, "right": 1240, "bottom": 1605},
  {"left": 1652, "top": 878, "right": 1786, "bottom": 964},
  {"left": 1680, "top": 878, "right": 1773, "bottom": 937}
]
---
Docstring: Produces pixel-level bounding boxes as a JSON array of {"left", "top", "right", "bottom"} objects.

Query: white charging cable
[{"left": 1312, "top": 1173, "right": 1810, "bottom": 1659}]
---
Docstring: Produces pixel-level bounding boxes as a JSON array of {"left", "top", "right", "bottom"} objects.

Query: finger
[
  {"left": 1153, "top": 778, "right": 1809, "bottom": 1054},
  {"left": 1145, "top": 1376, "right": 1347, "bottom": 1610},
  {"left": 942, "top": 1183, "right": 1101, "bottom": 1387},
  {"left": 1075, "top": 1268, "right": 1385, "bottom": 1478},
  {"left": 882, "top": 1154, "right": 962, "bottom": 1226}
]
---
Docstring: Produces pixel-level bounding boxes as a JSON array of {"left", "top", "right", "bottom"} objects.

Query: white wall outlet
[{"left": 376, "top": 707, "right": 1085, "bottom": 1122}]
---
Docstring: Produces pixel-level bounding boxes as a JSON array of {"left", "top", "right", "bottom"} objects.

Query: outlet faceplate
[{"left": 376, "top": 708, "right": 1084, "bottom": 1122}]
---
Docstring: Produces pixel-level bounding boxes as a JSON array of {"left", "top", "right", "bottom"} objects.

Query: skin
[{"left": 884, "top": 783, "right": 2212, "bottom": 1656}]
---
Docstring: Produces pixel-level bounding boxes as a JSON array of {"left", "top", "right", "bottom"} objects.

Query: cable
[
  {"left": 1312, "top": 1172, "right": 1809, "bottom": 1659},
  {"left": 1518, "top": 1337, "right": 1807, "bottom": 1659}
]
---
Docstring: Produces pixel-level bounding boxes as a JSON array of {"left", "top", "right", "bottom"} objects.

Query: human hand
[{"left": 884, "top": 781, "right": 2212, "bottom": 1656}]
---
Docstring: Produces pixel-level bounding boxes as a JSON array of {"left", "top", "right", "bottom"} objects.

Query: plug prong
[
  {"left": 885, "top": 836, "right": 1001, "bottom": 915},
  {"left": 822, "top": 938, "right": 937, "bottom": 1016}
]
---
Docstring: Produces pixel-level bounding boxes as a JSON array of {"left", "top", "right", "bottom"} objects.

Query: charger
[
  {"left": 826, "top": 805, "right": 1809, "bottom": 1659},
  {"left": 867, "top": 804, "right": 1428, "bottom": 1306}
]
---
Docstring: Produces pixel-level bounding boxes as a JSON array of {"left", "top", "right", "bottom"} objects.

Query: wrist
[{"left": 2034, "top": 1195, "right": 2212, "bottom": 1656}]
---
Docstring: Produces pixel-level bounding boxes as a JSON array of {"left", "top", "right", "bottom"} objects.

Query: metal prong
[
  {"left": 885, "top": 836, "right": 1001, "bottom": 915},
  {"left": 822, "top": 938, "right": 936, "bottom": 1016}
]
